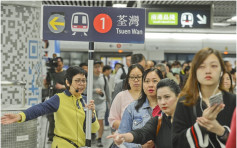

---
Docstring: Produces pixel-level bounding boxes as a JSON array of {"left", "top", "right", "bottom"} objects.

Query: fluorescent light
[
  {"left": 227, "top": 16, "right": 236, "bottom": 22},
  {"left": 146, "top": 33, "right": 171, "bottom": 39},
  {"left": 231, "top": 16, "right": 237, "bottom": 21},
  {"left": 146, "top": 33, "right": 205, "bottom": 40},
  {"left": 146, "top": 33, "right": 236, "bottom": 41},
  {"left": 207, "top": 34, "right": 236, "bottom": 40},
  {"left": 213, "top": 23, "right": 231, "bottom": 27},
  {"left": 171, "top": 33, "right": 206, "bottom": 40},
  {"left": 113, "top": 4, "right": 127, "bottom": 7}
]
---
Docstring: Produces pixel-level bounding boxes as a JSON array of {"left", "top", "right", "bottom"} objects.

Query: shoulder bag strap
[
  {"left": 156, "top": 115, "right": 162, "bottom": 136},
  {"left": 103, "top": 74, "right": 107, "bottom": 91}
]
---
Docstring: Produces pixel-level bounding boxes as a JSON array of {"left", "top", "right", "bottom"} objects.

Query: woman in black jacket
[
  {"left": 107, "top": 78, "right": 180, "bottom": 148},
  {"left": 172, "top": 48, "right": 236, "bottom": 148}
]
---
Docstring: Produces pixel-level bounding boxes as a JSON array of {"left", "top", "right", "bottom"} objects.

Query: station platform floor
[{"left": 41, "top": 115, "right": 113, "bottom": 148}]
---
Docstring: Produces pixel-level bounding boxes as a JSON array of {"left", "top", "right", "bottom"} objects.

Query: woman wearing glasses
[
  {"left": 109, "top": 64, "right": 144, "bottom": 131},
  {"left": 107, "top": 78, "right": 180, "bottom": 148},
  {"left": 1, "top": 66, "right": 99, "bottom": 148},
  {"left": 117, "top": 68, "right": 163, "bottom": 148}
]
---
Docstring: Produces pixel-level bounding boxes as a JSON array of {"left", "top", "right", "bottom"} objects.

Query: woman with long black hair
[
  {"left": 172, "top": 48, "right": 236, "bottom": 148},
  {"left": 107, "top": 78, "right": 181, "bottom": 148},
  {"left": 117, "top": 68, "right": 163, "bottom": 148}
]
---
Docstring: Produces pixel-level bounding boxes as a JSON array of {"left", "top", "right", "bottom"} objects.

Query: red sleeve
[
  {"left": 152, "top": 105, "right": 161, "bottom": 117},
  {"left": 226, "top": 108, "right": 236, "bottom": 148}
]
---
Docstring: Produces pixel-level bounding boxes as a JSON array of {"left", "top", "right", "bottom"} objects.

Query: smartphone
[{"left": 209, "top": 92, "right": 223, "bottom": 107}]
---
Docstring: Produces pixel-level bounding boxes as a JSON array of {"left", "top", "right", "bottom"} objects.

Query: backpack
[{"left": 120, "top": 67, "right": 126, "bottom": 80}]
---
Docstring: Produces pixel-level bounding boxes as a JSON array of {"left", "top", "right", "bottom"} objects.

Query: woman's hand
[
  {"left": 85, "top": 100, "right": 95, "bottom": 118},
  {"left": 196, "top": 117, "right": 225, "bottom": 136},
  {"left": 112, "top": 120, "right": 121, "bottom": 130},
  {"left": 202, "top": 104, "right": 225, "bottom": 120},
  {"left": 1, "top": 114, "right": 21, "bottom": 125},
  {"left": 85, "top": 100, "right": 95, "bottom": 112},
  {"left": 107, "top": 133, "right": 125, "bottom": 146},
  {"left": 95, "top": 88, "right": 103, "bottom": 95},
  {"left": 142, "top": 140, "right": 154, "bottom": 148}
]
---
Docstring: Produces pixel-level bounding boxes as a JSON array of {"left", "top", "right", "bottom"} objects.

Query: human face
[
  {"left": 182, "top": 63, "right": 188, "bottom": 70},
  {"left": 56, "top": 59, "right": 63, "bottom": 72},
  {"left": 104, "top": 69, "right": 112, "bottom": 77},
  {"left": 115, "top": 64, "right": 122, "bottom": 73},
  {"left": 225, "top": 61, "right": 232, "bottom": 72},
  {"left": 146, "top": 61, "right": 154, "bottom": 70},
  {"left": 172, "top": 65, "right": 180, "bottom": 68},
  {"left": 222, "top": 73, "right": 231, "bottom": 92},
  {"left": 82, "top": 66, "right": 88, "bottom": 73},
  {"left": 157, "top": 87, "right": 178, "bottom": 116},
  {"left": 126, "top": 56, "right": 131, "bottom": 67},
  {"left": 93, "top": 64, "right": 101, "bottom": 76},
  {"left": 128, "top": 68, "right": 143, "bottom": 91},
  {"left": 143, "top": 71, "right": 160, "bottom": 98},
  {"left": 53, "top": 53, "right": 57, "bottom": 58},
  {"left": 70, "top": 74, "right": 87, "bottom": 94},
  {"left": 196, "top": 54, "right": 222, "bottom": 87},
  {"left": 232, "top": 72, "right": 236, "bottom": 84},
  {"left": 139, "top": 59, "right": 146, "bottom": 69}
]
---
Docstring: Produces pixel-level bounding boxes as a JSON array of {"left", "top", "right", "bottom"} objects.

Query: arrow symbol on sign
[
  {"left": 197, "top": 14, "right": 207, "bottom": 24},
  {"left": 49, "top": 17, "right": 65, "bottom": 30}
]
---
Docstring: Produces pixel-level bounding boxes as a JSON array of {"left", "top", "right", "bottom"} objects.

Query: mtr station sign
[
  {"left": 42, "top": 6, "right": 145, "bottom": 43},
  {"left": 145, "top": 5, "right": 211, "bottom": 28}
]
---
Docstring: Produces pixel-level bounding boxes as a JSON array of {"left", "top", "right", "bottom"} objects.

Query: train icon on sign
[
  {"left": 181, "top": 12, "right": 194, "bottom": 28},
  {"left": 71, "top": 12, "right": 89, "bottom": 36}
]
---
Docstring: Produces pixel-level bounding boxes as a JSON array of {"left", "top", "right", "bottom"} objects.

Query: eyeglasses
[
  {"left": 129, "top": 76, "right": 142, "bottom": 81},
  {"left": 74, "top": 79, "right": 86, "bottom": 84},
  {"left": 144, "top": 79, "right": 159, "bottom": 84}
]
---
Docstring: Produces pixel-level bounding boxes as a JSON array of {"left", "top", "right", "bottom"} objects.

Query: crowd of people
[{"left": 1, "top": 47, "right": 236, "bottom": 148}]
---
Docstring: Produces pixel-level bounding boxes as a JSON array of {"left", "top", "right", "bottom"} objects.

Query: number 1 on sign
[
  {"left": 93, "top": 14, "right": 112, "bottom": 33},
  {"left": 100, "top": 17, "right": 105, "bottom": 29}
]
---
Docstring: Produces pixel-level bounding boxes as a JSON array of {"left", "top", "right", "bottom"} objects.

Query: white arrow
[{"left": 197, "top": 14, "right": 207, "bottom": 24}]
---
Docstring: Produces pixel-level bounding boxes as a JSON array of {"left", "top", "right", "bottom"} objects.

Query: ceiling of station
[{"left": 42, "top": 0, "right": 236, "bottom": 26}]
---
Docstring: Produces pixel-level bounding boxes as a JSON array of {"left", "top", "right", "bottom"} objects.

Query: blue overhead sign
[{"left": 42, "top": 6, "right": 145, "bottom": 43}]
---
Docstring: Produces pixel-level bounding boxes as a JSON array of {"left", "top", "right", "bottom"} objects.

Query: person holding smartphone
[{"left": 172, "top": 48, "right": 236, "bottom": 148}]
